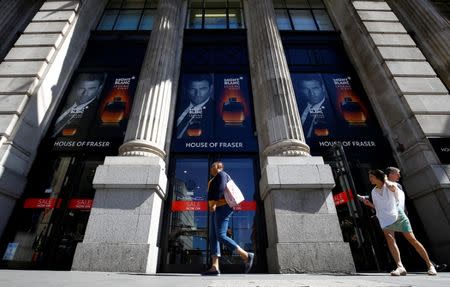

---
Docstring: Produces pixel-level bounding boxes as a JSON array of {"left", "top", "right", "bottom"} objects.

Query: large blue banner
[
  {"left": 172, "top": 73, "right": 258, "bottom": 152},
  {"left": 292, "top": 73, "right": 381, "bottom": 156}
]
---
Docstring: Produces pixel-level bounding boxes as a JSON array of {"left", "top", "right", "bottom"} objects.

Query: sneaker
[
  {"left": 390, "top": 266, "right": 407, "bottom": 276},
  {"left": 427, "top": 265, "right": 437, "bottom": 276},
  {"left": 434, "top": 263, "right": 447, "bottom": 272},
  {"left": 201, "top": 268, "right": 220, "bottom": 276},
  {"left": 244, "top": 252, "right": 254, "bottom": 274}
]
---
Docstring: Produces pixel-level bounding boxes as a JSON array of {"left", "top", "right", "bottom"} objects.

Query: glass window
[
  {"left": 97, "top": 10, "right": 119, "bottom": 30},
  {"left": 186, "top": 0, "right": 244, "bottom": 29},
  {"left": 97, "top": 0, "right": 157, "bottom": 31},
  {"left": 187, "top": 9, "right": 203, "bottom": 29},
  {"left": 275, "top": 9, "right": 292, "bottom": 30},
  {"left": 290, "top": 10, "right": 317, "bottom": 31},
  {"left": 204, "top": 9, "right": 227, "bottom": 29},
  {"left": 273, "top": 0, "right": 333, "bottom": 31},
  {"left": 139, "top": 9, "right": 155, "bottom": 30},
  {"left": 229, "top": 9, "right": 244, "bottom": 29},
  {"left": 313, "top": 10, "right": 334, "bottom": 31},
  {"left": 115, "top": 9, "right": 142, "bottom": 30}
]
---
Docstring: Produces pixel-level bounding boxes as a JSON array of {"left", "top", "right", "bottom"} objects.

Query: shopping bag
[{"left": 224, "top": 178, "right": 244, "bottom": 208}]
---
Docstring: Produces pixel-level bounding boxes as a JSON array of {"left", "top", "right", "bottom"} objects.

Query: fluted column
[
  {"left": 72, "top": 0, "right": 186, "bottom": 273},
  {"left": 245, "top": 0, "right": 310, "bottom": 157},
  {"left": 119, "top": 0, "right": 185, "bottom": 158},
  {"left": 245, "top": 0, "right": 355, "bottom": 273}
]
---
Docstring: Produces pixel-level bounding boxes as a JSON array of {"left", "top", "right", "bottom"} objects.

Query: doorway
[
  {"left": 0, "top": 155, "right": 102, "bottom": 270},
  {"left": 159, "top": 155, "right": 267, "bottom": 273}
]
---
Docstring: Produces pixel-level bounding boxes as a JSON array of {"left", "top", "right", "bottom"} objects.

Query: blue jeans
[{"left": 209, "top": 204, "right": 240, "bottom": 257}]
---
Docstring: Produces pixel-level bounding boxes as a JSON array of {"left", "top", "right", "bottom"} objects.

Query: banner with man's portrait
[
  {"left": 292, "top": 73, "right": 381, "bottom": 156},
  {"left": 173, "top": 73, "right": 257, "bottom": 152},
  {"left": 52, "top": 73, "right": 137, "bottom": 152}
]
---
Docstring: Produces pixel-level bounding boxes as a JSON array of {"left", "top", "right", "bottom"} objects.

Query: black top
[{"left": 208, "top": 171, "right": 229, "bottom": 201}]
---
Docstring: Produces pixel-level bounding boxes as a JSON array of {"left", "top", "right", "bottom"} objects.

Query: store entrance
[
  {"left": 160, "top": 155, "right": 267, "bottom": 273},
  {"left": 0, "top": 155, "right": 102, "bottom": 270}
]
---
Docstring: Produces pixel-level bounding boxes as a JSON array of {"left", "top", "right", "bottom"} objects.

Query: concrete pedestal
[
  {"left": 72, "top": 156, "right": 167, "bottom": 273},
  {"left": 260, "top": 157, "right": 355, "bottom": 273}
]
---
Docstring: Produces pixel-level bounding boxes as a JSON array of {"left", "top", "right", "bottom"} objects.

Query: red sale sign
[{"left": 333, "top": 190, "right": 354, "bottom": 206}]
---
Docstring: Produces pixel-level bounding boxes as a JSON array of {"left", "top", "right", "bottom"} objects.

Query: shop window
[
  {"left": 186, "top": 0, "right": 245, "bottom": 29},
  {"left": 97, "top": 0, "right": 158, "bottom": 31},
  {"left": 273, "top": 0, "right": 334, "bottom": 31}
]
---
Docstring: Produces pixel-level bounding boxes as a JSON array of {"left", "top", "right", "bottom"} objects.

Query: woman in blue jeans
[{"left": 201, "top": 161, "right": 254, "bottom": 276}]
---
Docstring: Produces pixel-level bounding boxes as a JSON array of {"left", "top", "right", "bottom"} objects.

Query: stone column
[
  {"left": 244, "top": 0, "right": 355, "bottom": 273},
  {"left": 72, "top": 0, "right": 186, "bottom": 273}
]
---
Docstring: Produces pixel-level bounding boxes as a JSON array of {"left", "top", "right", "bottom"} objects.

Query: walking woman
[
  {"left": 360, "top": 169, "right": 437, "bottom": 276},
  {"left": 201, "top": 161, "right": 254, "bottom": 276}
]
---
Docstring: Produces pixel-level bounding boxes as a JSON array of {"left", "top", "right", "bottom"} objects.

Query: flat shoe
[
  {"left": 244, "top": 252, "right": 254, "bottom": 274},
  {"left": 201, "top": 269, "right": 220, "bottom": 276},
  {"left": 427, "top": 265, "right": 437, "bottom": 276},
  {"left": 390, "top": 266, "right": 407, "bottom": 276}
]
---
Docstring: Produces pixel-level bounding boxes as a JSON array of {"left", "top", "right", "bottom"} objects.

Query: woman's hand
[{"left": 209, "top": 203, "right": 216, "bottom": 212}]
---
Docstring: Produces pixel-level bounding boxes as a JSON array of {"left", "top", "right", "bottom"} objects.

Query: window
[
  {"left": 187, "top": 0, "right": 245, "bottom": 29},
  {"left": 97, "top": 0, "right": 158, "bottom": 31},
  {"left": 273, "top": 0, "right": 334, "bottom": 31}
]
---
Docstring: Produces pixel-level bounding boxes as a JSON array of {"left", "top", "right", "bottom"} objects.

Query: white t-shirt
[
  {"left": 371, "top": 183, "right": 398, "bottom": 229},
  {"left": 395, "top": 183, "right": 406, "bottom": 211}
]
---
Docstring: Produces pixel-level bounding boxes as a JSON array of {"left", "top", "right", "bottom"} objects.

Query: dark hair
[
  {"left": 211, "top": 161, "right": 224, "bottom": 170},
  {"left": 299, "top": 74, "right": 323, "bottom": 84},
  {"left": 369, "top": 169, "right": 386, "bottom": 182},
  {"left": 385, "top": 166, "right": 400, "bottom": 175},
  {"left": 76, "top": 73, "right": 105, "bottom": 83},
  {"left": 189, "top": 74, "right": 213, "bottom": 86}
]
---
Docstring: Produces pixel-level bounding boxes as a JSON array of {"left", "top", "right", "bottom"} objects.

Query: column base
[
  {"left": 260, "top": 156, "right": 356, "bottom": 273},
  {"left": 71, "top": 156, "right": 167, "bottom": 274},
  {"left": 267, "top": 242, "right": 355, "bottom": 273},
  {"left": 72, "top": 242, "right": 159, "bottom": 273}
]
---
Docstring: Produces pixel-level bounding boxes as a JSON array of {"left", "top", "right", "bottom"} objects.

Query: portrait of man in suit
[
  {"left": 176, "top": 74, "right": 214, "bottom": 139},
  {"left": 296, "top": 74, "right": 335, "bottom": 139},
  {"left": 52, "top": 73, "right": 106, "bottom": 137}
]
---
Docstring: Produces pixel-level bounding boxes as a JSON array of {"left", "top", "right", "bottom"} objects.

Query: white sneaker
[
  {"left": 427, "top": 265, "right": 437, "bottom": 276},
  {"left": 390, "top": 266, "right": 407, "bottom": 276}
]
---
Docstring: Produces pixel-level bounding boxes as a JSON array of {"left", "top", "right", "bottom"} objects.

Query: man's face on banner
[
  {"left": 188, "top": 80, "right": 211, "bottom": 105},
  {"left": 300, "top": 79, "right": 326, "bottom": 105},
  {"left": 76, "top": 80, "right": 102, "bottom": 104}
]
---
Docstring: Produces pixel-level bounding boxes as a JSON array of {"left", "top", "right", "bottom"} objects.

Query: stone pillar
[
  {"left": 72, "top": 0, "right": 186, "bottom": 273},
  {"left": 387, "top": 0, "right": 450, "bottom": 89},
  {"left": 244, "top": 0, "right": 355, "bottom": 273}
]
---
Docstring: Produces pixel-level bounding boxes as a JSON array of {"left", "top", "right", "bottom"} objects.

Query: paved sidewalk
[{"left": 1, "top": 270, "right": 449, "bottom": 287}]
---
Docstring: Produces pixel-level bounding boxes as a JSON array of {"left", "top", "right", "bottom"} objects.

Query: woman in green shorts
[{"left": 360, "top": 169, "right": 437, "bottom": 276}]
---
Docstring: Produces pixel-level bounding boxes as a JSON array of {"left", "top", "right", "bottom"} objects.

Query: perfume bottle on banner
[
  {"left": 221, "top": 77, "right": 245, "bottom": 126},
  {"left": 333, "top": 77, "right": 367, "bottom": 126}
]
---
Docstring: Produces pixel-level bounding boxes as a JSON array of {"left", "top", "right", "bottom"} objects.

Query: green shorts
[{"left": 384, "top": 208, "right": 412, "bottom": 233}]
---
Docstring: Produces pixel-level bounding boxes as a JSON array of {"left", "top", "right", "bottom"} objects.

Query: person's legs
[
  {"left": 383, "top": 229, "right": 406, "bottom": 275},
  {"left": 205, "top": 211, "right": 220, "bottom": 274},
  {"left": 402, "top": 232, "right": 435, "bottom": 272},
  {"left": 215, "top": 206, "right": 253, "bottom": 267}
]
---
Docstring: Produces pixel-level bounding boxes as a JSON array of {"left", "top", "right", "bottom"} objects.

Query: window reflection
[
  {"left": 273, "top": 0, "right": 334, "bottom": 31},
  {"left": 97, "top": 0, "right": 157, "bottom": 31},
  {"left": 166, "top": 157, "right": 258, "bottom": 266},
  {"left": 186, "top": 0, "right": 245, "bottom": 29}
]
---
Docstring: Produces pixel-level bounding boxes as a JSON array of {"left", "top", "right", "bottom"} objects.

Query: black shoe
[
  {"left": 201, "top": 269, "right": 220, "bottom": 276},
  {"left": 434, "top": 263, "right": 447, "bottom": 272},
  {"left": 244, "top": 252, "right": 254, "bottom": 274}
]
